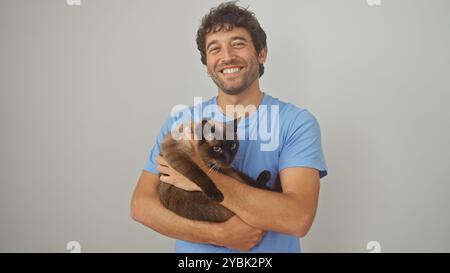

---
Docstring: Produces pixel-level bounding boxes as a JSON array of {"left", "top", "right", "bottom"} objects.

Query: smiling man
[
  {"left": 204, "top": 26, "right": 262, "bottom": 95},
  {"left": 131, "top": 1, "right": 328, "bottom": 253}
]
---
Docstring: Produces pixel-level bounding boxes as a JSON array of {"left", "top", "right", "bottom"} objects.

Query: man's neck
[{"left": 216, "top": 80, "right": 264, "bottom": 118}]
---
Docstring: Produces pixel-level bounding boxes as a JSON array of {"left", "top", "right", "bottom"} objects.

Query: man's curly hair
[{"left": 196, "top": 1, "right": 267, "bottom": 77}]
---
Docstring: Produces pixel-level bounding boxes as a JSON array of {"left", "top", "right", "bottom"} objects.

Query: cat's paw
[
  {"left": 205, "top": 189, "right": 224, "bottom": 202},
  {"left": 256, "top": 170, "right": 271, "bottom": 184}
]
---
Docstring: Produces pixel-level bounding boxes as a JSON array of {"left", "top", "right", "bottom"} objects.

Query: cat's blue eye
[
  {"left": 231, "top": 143, "right": 237, "bottom": 150},
  {"left": 213, "top": 146, "right": 222, "bottom": 153}
]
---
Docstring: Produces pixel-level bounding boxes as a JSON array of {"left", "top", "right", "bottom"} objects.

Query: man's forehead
[{"left": 205, "top": 26, "right": 252, "bottom": 44}]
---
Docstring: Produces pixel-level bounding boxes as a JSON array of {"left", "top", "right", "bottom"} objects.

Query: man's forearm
[
  {"left": 205, "top": 171, "right": 311, "bottom": 237},
  {"left": 131, "top": 191, "right": 223, "bottom": 246}
]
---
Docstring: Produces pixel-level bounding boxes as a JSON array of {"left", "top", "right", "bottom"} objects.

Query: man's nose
[{"left": 221, "top": 45, "right": 234, "bottom": 62}]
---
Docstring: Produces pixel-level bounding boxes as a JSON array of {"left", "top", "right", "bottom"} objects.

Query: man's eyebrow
[
  {"left": 230, "top": 36, "right": 249, "bottom": 42},
  {"left": 206, "top": 40, "right": 219, "bottom": 51}
]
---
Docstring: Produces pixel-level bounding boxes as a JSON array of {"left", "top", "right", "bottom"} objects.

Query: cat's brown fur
[{"left": 158, "top": 119, "right": 278, "bottom": 222}]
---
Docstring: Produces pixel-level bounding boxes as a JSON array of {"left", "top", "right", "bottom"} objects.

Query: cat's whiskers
[
  {"left": 205, "top": 163, "right": 221, "bottom": 176},
  {"left": 206, "top": 164, "right": 216, "bottom": 176},
  {"left": 212, "top": 164, "right": 220, "bottom": 174}
]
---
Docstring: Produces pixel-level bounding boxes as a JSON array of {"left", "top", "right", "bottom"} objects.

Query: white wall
[{"left": 1, "top": 0, "right": 449, "bottom": 252}]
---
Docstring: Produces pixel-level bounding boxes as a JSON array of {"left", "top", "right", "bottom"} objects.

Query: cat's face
[{"left": 196, "top": 119, "right": 239, "bottom": 170}]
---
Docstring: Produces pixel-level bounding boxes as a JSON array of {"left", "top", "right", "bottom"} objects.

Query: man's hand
[
  {"left": 156, "top": 155, "right": 201, "bottom": 191},
  {"left": 155, "top": 156, "right": 266, "bottom": 251},
  {"left": 213, "top": 216, "right": 266, "bottom": 252}
]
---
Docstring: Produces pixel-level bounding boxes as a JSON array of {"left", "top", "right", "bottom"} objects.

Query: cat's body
[{"left": 158, "top": 119, "right": 281, "bottom": 222}]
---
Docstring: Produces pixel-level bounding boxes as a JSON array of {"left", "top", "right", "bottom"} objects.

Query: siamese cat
[{"left": 158, "top": 119, "right": 281, "bottom": 222}]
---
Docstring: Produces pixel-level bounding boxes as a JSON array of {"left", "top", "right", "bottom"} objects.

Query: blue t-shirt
[{"left": 143, "top": 92, "right": 328, "bottom": 253}]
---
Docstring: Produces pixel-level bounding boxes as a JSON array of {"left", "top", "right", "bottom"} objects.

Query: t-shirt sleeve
[
  {"left": 279, "top": 110, "right": 328, "bottom": 179},
  {"left": 143, "top": 117, "right": 176, "bottom": 175}
]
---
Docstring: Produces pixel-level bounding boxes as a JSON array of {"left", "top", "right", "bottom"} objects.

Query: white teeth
[{"left": 222, "top": 67, "right": 241, "bottom": 74}]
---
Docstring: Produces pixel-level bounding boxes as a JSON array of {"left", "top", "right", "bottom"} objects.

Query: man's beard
[{"left": 208, "top": 56, "right": 260, "bottom": 95}]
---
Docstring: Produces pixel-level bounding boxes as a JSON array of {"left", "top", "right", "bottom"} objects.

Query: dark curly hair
[{"left": 196, "top": 1, "right": 267, "bottom": 77}]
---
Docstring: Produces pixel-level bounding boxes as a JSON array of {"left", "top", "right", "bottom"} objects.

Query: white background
[{"left": 1, "top": 0, "right": 449, "bottom": 252}]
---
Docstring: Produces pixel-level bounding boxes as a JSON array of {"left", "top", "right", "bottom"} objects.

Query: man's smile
[{"left": 218, "top": 66, "right": 245, "bottom": 78}]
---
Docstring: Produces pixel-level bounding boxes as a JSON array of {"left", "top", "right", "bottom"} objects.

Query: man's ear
[{"left": 258, "top": 47, "right": 267, "bottom": 64}]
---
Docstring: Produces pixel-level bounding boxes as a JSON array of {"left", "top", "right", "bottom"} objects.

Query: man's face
[{"left": 205, "top": 26, "right": 266, "bottom": 95}]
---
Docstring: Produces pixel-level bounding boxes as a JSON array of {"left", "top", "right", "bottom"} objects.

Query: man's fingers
[
  {"left": 156, "top": 165, "right": 172, "bottom": 175},
  {"left": 160, "top": 174, "right": 176, "bottom": 186},
  {"left": 160, "top": 174, "right": 172, "bottom": 184},
  {"left": 156, "top": 155, "right": 169, "bottom": 166}
]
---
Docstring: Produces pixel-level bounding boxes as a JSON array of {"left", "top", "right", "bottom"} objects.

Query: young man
[{"left": 131, "top": 2, "right": 328, "bottom": 253}]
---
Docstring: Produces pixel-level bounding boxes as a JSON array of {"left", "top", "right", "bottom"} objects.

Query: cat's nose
[{"left": 224, "top": 153, "right": 234, "bottom": 164}]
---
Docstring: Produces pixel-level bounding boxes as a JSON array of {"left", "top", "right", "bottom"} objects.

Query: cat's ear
[
  {"left": 192, "top": 120, "right": 207, "bottom": 141},
  {"left": 201, "top": 119, "right": 209, "bottom": 128},
  {"left": 197, "top": 119, "right": 214, "bottom": 141},
  {"left": 203, "top": 119, "right": 218, "bottom": 140},
  {"left": 173, "top": 122, "right": 194, "bottom": 141}
]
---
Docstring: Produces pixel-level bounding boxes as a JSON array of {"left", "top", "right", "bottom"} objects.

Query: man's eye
[
  {"left": 233, "top": 42, "right": 245, "bottom": 48},
  {"left": 209, "top": 48, "right": 219, "bottom": 54}
]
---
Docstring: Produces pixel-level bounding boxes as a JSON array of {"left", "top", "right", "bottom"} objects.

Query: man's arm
[
  {"left": 130, "top": 170, "right": 265, "bottom": 251},
  {"left": 200, "top": 165, "right": 321, "bottom": 237}
]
